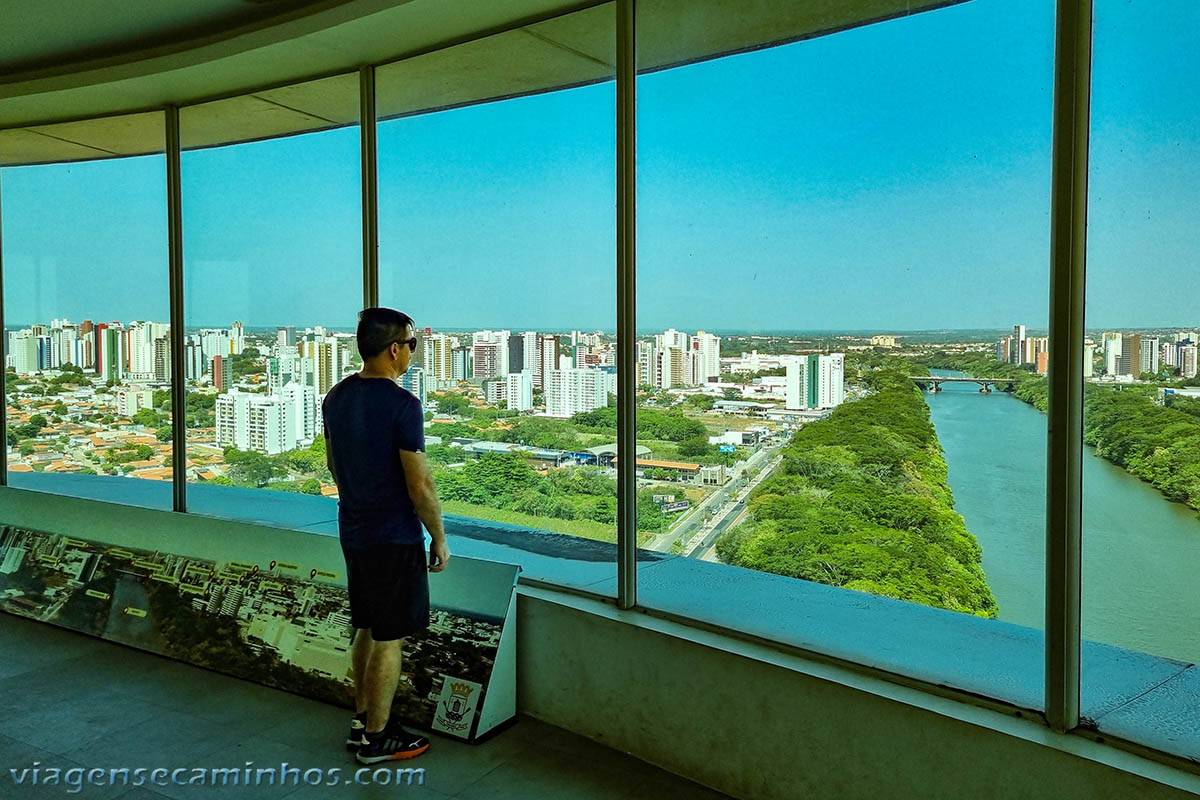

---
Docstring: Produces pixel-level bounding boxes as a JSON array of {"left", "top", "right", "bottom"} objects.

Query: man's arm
[
  {"left": 399, "top": 449, "right": 450, "bottom": 572},
  {"left": 325, "top": 442, "right": 337, "bottom": 486}
]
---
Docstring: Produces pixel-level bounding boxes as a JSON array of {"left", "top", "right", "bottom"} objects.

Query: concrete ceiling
[{"left": 0, "top": 0, "right": 967, "bottom": 166}]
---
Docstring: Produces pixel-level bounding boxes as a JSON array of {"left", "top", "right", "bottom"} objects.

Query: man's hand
[{"left": 429, "top": 537, "right": 450, "bottom": 573}]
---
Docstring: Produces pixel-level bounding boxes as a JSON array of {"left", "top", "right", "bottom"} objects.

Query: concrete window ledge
[{"left": 513, "top": 584, "right": 1200, "bottom": 800}]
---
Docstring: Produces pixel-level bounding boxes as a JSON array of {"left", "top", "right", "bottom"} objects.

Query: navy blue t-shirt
[{"left": 322, "top": 373, "right": 425, "bottom": 548}]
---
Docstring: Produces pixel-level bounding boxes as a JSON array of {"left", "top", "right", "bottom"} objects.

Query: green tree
[
  {"left": 19, "top": 442, "right": 35, "bottom": 456},
  {"left": 300, "top": 478, "right": 322, "bottom": 495},
  {"left": 155, "top": 425, "right": 173, "bottom": 442},
  {"left": 676, "top": 436, "right": 715, "bottom": 458}
]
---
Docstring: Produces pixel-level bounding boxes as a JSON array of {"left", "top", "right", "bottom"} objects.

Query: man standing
[{"left": 322, "top": 307, "right": 451, "bottom": 763}]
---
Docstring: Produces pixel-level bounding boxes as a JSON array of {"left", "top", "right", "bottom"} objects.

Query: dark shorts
[{"left": 341, "top": 542, "right": 430, "bottom": 641}]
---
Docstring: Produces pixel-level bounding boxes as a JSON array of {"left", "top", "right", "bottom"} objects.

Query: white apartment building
[
  {"left": 7, "top": 330, "right": 39, "bottom": 374},
  {"left": 538, "top": 335, "right": 559, "bottom": 390},
  {"left": 691, "top": 331, "right": 722, "bottom": 383},
  {"left": 784, "top": 353, "right": 845, "bottom": 410},
  {"left": 280, "top": 382, "right": 317, "bottom": 444},
  {"left": 230, "top": 321, "right": 246, "bottom": 355},
  {"left": 784, "top": 357, "right": 808, "bottom": 411},
  {"left": 506, "top": 370, "right": 534, "bottom": 412},
  {"left": 116, "top": 387, "right": 154, "bottom": 418},
  {"left": 545, "top": 368, "right": 614, "bottom": 418},
  {"left": 216, "top": 386, "right": 312, "bottom": 455},
  {"left": 818, "top": 353, "right": 845, "bottom": 408}
]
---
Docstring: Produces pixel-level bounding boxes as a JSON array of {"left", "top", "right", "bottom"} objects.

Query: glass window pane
[
  {"left": 2, "top": 112, "right": 170, "bottom": 510},
  {"left": 377, "top": 3, "right": 617, "bottom": 592},
  {"left": 636, "top": 0, "right": 1053, "bottom": 709},
  {"left": 180, "top": 74, "right": 361, "bottom": 526},
  {"left": 1081, "top": 0, "right": 1200, "bottom": 761}
]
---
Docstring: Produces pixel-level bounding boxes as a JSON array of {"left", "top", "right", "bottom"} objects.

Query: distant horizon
[{"left": 6, "top": 319, "right": 1200, "bottom": 340}]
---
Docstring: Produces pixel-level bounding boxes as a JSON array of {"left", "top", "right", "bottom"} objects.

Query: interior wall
[{"left": 514, "top": 593, "right": 1200, "bottom": 800}]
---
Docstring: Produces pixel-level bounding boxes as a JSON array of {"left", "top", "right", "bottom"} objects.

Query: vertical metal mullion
[
  {"left": 0, "top": 172, "right": 7, "bottom": 488},
  {"left": 1045, "top": 0, "right": 1092, "bottom": 733},
  {"left": 616, "top": 0, "right": 637, "bottom": 610},
  {"left": 360, "top": 65, "right": 379, "bottom": 309},
  {"left": 166, "top": 107, "right": 187, "bottom": 512}
]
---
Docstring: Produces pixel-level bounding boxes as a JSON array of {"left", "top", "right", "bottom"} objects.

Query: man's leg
[
  {"left": 363, "top": 636, "right": 404, "bottom": 734},
  {"left": 351, "top": 627, "right": 373, "bottom": 715}
]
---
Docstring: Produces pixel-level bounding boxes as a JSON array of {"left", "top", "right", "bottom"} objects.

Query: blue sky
[{"left": 1, "top": 0, "right": 1196, "bottom": 332}]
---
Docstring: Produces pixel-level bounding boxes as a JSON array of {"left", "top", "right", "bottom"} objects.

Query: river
[{"left": 925, "top": 370, "right": 1200, "bottom": 664}]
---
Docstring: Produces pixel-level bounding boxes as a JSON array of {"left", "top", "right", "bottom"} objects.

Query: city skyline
[{"left": 1, "top": 0, "right": 1197, "bottom": 331}]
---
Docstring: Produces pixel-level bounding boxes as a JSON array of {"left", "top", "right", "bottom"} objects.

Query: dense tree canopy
[{"left": 716, "top": 367, "right": 997, "bottom": 618}]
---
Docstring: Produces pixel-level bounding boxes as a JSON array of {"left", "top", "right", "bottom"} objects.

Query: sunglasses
[{"left": 392, "top": 336, "right": 418, "bottom": 353}]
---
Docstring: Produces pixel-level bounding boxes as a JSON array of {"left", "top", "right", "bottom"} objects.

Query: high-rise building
[
  {"left": 116, "top": 387, "right": 154, "bottom": 417},
  {"left": 472, "top": 335, "right": 503, "bottom": 380},
  {"left": 1012, "top": 324, "right": 1027, "bottom": 364},
  {"left": 636, "top": 340, "right": 657, "bottom": 387},
  {"left": 484, "top": 379, "right": 505, "bottom": 405},
  {"left": 276, "top": 326, "right": 297, "bottom": 351},
  {"left": 545, "top": 368, "right": 614, "bottom": 417},
  {"left": 1118, "top": 334, "right": 1140, "bottom": 376},
  {"left": 399, "top": 366, "right": 427, "bottom": 406},
  {"left": 784, "top": 357, "right": 809, "bottom": 411},
  {"left": 1140, "top": 336, "right": 1160, "bottom": 375},
  {"left": 280, "top": 382, "right": 318, "bottom": 444},
  {"left": 451, "top": 346, "right": 472, "bottom": 381},
  {"left": 200, "top": 329, "right": 231, "bottom": 364},
  {"left": 691, "top": 331, "right": 721, "bottom": 383},
  {"left": 299, "top": 339, "right": 339, "bottom": 395},
  {"left": 522, "top": 331, "right": 540, "bottom": 373},
  {"left": 153, "top": 337, "right": 171, "bottom": 382},
  {"left": 508, "top": 335, "right": 524, "bottom": 377},
  {"left": 212, "top": 355, "right": 232, "bottom": 392},
  {"left": 538, "top": 335, "right": 559, "bottom": 390},
  {"left": 1102, "top": 332, "right": 1122, "bottom": 375},
  {"left": 230, "top": 321, "right": 246, "bottom": 355},
  {"left": 422, "top": 333, "right": 455, "bottom": 383},
  {"left": 657, "top": 347, "right": 686, "bottom": 389},
  {"left": 216, "top": 390, "right": 307, "bottom": 455},
  {"left": 100, "top": 324, "right": 125, "bottom": 382},
  {"left": 1083, "top": 343, "right": 1095, "bottom": 378},
  {"left": 7, "top": 330, "right": 39, "bottom": 374},
  {"left": 817, "top": 353, "right": 845, "bottom": 408},
  {"left": 505, "top": 370, "right": 533, "bottom": 412},
  {"left": 184, "top": 336, "right": 205, "bottom": 381},
  {"left": 785, "top": 353, "right": 844, "bottom": 410},
  {"left": 1181, "top": 345, "right": 1198, "bottom": 379}
]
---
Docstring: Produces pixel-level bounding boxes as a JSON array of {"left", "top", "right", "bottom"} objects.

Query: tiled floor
[{"left": 0, "top": 612, "right": 730, "bottom": 799}]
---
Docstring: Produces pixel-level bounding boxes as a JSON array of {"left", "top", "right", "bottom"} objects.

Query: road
[
  {"left": 645, "top": 443, "right": 783, "bottom": 554},
  {"left": 683, "top": 450, "right": 782, "bottom": 558}
]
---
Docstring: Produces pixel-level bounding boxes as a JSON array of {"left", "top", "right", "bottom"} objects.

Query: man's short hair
[{"left": 357, "top": 307, "right": 415, "bottom": 360}]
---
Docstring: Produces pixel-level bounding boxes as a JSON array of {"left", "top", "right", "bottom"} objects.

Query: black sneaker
[
  {"left": 355, "top": 722, "right": 431, "bottom": 764},
  {"left": 346, "top": 711, "right": 368, "bottom": 751}
]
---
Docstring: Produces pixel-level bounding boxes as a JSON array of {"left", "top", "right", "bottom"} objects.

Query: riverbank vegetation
[{"left": 715, "top": 365, "right": 997, "bottom": 618}]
